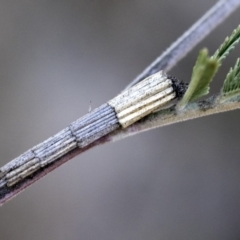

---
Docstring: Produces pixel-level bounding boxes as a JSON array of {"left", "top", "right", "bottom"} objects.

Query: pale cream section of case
[
  {"left": 0, "top": 71, "right": 176, "bottom": 188},
  {"left": 108, "top": 71, "right": 176, "bottom": 128}
]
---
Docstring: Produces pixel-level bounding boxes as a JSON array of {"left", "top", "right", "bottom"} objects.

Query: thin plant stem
[
  {"left": 106, "top": 96, "right": 240, "bottom": 142},
  {"left": 1, "top": 92, "right": 240, "bottom": 206},
  {"left": 125, "top": 0, "right": 240, "bottom": 90}
]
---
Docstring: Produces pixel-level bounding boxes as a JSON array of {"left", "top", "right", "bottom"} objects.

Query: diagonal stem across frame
[{"left": 125, "top": 0, "right": 240, "bottom": 90}]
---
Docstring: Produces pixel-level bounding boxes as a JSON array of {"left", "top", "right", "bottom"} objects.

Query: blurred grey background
[{"left": 0, "top": 1, "right": 240, "bottom": 239}]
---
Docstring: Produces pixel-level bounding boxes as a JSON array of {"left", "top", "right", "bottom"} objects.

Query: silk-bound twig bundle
[{"left": 0, "top": 71, "right": 186, "bottom": 198}]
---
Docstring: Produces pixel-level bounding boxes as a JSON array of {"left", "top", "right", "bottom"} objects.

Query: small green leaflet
[
  {"left": 222, "top": 58, "right": 240, "bottom": 99},
  {"left": 177, "top": 25, "right": 240, "bottom": 110},
  {"left": 212, "top": 25, "right": 240, "bottom": 62},
  {"left": 178, "top": 49, "right": 219, "bottom": 110}
]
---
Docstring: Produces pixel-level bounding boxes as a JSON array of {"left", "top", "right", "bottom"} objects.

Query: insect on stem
[{"left": 0, "top": 71, "right": 187, "bottom": 203}]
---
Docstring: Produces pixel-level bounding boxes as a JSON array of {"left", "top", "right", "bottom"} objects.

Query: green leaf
[
  {"left": 177, "top": 25, "right": 240, "bottom": 110},
  {"left": 222, "top": 58, "right": 240, "bottom": 99},
  {"left": 178, "top": 48, "right": 219, "bottom": 110},
  {"left": 212, "top": 25, "right": 240, "bottom": 62}
]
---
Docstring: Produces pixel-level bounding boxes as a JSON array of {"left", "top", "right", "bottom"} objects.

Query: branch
[
  {"left": 105, "top": 95, "right": 240, "bottom": 143},
  {"left": 2, "top": 90, "right": 240, "bottom": 206},
  {"left": 125, "top": 0, "right": 240, "bottom": 90}
]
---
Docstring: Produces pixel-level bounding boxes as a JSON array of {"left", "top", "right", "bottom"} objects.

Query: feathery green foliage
[
  {"left": 222, "top": 58, "right": 240, "bottom": 99},
  {"left": 212, "top": 25, "right": 240, "bottom": 62},
  {"left": 178, "top": 25, "right": 240, "bottom": 110}
]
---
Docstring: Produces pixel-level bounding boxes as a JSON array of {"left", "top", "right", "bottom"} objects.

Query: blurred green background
[{"left": 0, "top": 1, "right": 240, "bottom": 239}]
